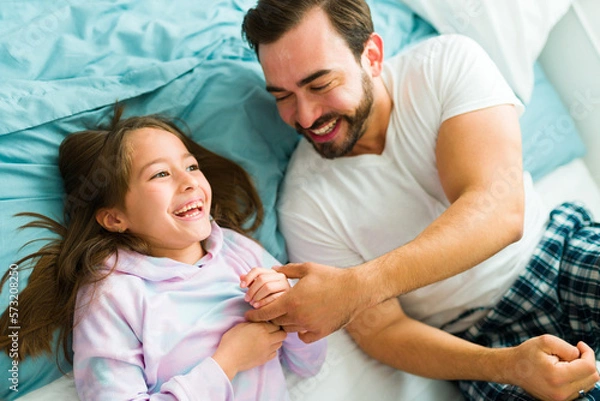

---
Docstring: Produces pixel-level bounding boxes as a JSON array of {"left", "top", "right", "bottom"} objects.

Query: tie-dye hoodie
[{"left": 73, "top": 222, "right": 326, "bottom": 401}]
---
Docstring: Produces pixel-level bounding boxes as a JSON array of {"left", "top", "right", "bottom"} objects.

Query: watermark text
[{"left": 6, "top": 264, "right": 20, "bottom": 393}]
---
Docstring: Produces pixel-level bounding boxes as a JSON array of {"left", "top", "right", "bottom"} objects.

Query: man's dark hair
[{"left": 242, "top": 0, "right": 374, "bottom": 61}]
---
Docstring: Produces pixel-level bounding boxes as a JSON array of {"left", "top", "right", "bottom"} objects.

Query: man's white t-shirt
[{"left": 278, "top": 34, "right": 547, "bottom": 332}]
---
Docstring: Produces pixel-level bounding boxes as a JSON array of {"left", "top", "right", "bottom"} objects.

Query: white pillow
[{"left": 398, "top": 0, "right": 573, "bottom": 103}]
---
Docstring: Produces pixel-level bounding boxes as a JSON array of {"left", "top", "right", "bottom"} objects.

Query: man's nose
[{"left": 295, "top": 96, "right": 322, "bottom": 130}]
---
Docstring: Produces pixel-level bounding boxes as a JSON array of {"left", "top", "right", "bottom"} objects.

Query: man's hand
[
  {"left": 507, "top": 335, "right": 599, "bottom": 401},
  {"left": 244, "top": 262, "right": 363, "bottom": 343}
]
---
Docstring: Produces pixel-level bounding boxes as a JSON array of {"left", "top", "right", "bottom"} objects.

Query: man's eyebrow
[
  {"left": 266, "top": 69, "right": 332, "bottom": 93},
  {"left": 266, "top": 84, "right": 286, "bottom": 93}
]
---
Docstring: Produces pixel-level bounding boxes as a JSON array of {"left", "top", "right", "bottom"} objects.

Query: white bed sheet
[
  {"left": 17, "top": 158, "right": 600, "bottom": 401},
  {"left": 535, "top": 158, "right": 600, "bottom": 219}
]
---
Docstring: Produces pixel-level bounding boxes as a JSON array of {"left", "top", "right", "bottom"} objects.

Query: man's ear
[
  {"left": 96, "top": 207, "right": 128, "bottom": 233},
  {"left": 362, "top": 33, "right": 384, "bottom": 77}
]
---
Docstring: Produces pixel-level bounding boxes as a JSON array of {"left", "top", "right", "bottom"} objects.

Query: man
[{"left": 241, "top": 0, "right": 600, "bottom": 399}]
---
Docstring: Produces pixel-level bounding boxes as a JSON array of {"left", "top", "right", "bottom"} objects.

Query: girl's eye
[
  {"left": 187, "top": 164, "right": 200, "bottom": 172},
  {"left": 151, "top": 171, "right": 169, "bottom": 179}
]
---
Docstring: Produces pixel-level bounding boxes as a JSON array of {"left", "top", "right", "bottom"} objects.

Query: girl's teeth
[{"left": 174, "top": 201, "right": 203, "bottom": 215}]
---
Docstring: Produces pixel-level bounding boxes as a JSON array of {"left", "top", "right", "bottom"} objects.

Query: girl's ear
[
  {"left": 362, "top": 33, "right": 384, "bottom": 77},
  {"left": 96, "top": 208, "right": 128, "bottom": 233}
]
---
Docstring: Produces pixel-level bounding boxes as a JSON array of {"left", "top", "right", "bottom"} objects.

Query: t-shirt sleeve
[
  {"left": 429, "top": 34, "right": 524, "bottom": 123},
  {"left": 73, "top": 280, "right": 234, "bottom": 401}
]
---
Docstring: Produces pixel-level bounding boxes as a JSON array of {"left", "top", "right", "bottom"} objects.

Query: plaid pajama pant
[{"left": 456, "top": 202, "right": 600, "bottom": 401}]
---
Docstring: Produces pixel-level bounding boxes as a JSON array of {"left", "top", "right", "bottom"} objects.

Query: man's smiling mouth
[{"left": 311, "top": 118, "right": 338, "bottom": 136}]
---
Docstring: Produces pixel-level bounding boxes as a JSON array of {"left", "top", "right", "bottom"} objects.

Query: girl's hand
[
  {"left": 212, "top": 322, "right": 286, "bottom": 381},
  {"left": 240, "top": 267, "right": 290, "bottom": 308}
]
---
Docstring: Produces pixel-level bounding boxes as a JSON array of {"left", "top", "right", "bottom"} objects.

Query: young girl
[{"left": 0, "top": 110, "right": 326, "bottom": 400}]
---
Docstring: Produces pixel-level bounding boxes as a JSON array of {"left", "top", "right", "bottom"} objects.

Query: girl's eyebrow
[{"left": 266, "top": 69, "right": 332, "bottom": 93}]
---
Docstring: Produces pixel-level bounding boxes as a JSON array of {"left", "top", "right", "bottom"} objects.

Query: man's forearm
[
  {"left": 347, "top": 300, "right": 510, "bottom": 382},
  {"left": 356, "top": 187, "right": 524, "bottom": 307},
  {"left": 348, "top": 299, "right": 599, "bottom": 400}
]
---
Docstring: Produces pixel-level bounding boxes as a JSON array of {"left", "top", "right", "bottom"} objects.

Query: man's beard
[{"left": 296, "top": 70, "right": 374, "bottom": 159}]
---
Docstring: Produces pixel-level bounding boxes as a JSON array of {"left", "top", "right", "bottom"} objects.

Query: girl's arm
[
  {"left": 279, "top": 332, "right": 327, "bottom": 378},
  {"left": 241, "top": 268, "right": 327, "bottom": 378},
  {"left": 74, "top": 282, "right": 282, "bottom": 401}
]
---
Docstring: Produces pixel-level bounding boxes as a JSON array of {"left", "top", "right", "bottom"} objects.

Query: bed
[{"left": 1, "top": 1, "right": 599, "bottom": 400}]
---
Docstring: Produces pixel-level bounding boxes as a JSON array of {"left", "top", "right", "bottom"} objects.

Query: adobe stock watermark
[
  {"left": 436, "top": 0, "right": 485, "bottom": 34},
  {"left": 471, "top": 165, "right": 522, "bottom": 221},
  {"left": 569, "top": 86, "right": 600, "bottom": 122},
  {"left": 6, "top": 264, "right": 20, "bottom": 394},
  {"left": 63, "top": 152, "right": 121, "bottom": 213},
  {"left": 288, "top": 300, "right": 401, "bottom": 400},
  {"left": 527, "top": 85, "right": 600, "bottom": 169},
  {"left": 288, "top": 330, "right": 368, "bottom": 401},
  {"left": 4, "top": 0, "right": 73, "bottom": 63}
]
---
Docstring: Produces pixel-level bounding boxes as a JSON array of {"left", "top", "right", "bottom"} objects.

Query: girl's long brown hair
[{"left": 0, "top": 108, "right": 264, "bottom": 364}]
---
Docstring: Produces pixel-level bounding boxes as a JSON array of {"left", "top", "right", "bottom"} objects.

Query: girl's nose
[{"left": 179, "top": 171, "right": 198, "bottom": 192}]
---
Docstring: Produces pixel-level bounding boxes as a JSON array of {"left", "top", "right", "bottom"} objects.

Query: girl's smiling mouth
[{"left": 173, "top": 200, "right": 205, "bottom": 218}]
